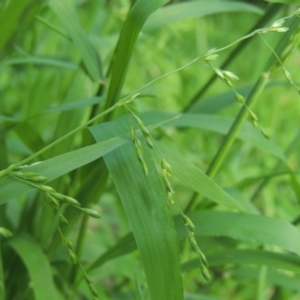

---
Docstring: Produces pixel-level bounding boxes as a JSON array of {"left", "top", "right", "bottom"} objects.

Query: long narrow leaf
[
  {"left": 7, "top": 234, "right": 57, "bottom": 300},
  {"left": 90, "top": 123, "right": 184, "bottom": 300},
  {"left": 50, "top": 0, "right": 103, "bottom": 82},
  {"left": 183, "top": 249, "right": 300, "bottom": 274},
  {"left": 104, "top": 0, "right": 168, "bottom": 113},
  {"left": 143, "top": 0, "right": 263, "bottom": 31},
  {"left": 0, "top": 136, "right": 128, "bottom": 205}
]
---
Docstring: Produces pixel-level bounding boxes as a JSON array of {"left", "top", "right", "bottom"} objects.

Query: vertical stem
[
  {"left": 182, "top": 3, "right": 283, "bottom": 112},
  {"left": 69, "top": 214, "right": 89, "bottom": 285},
  {"left": 206, "top": 73, "right": 270, "bottom": 178},
  {"left": 185, "top": 72, "right": 270, "bottom": 212}
]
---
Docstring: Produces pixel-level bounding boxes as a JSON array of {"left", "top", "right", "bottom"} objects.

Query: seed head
[
  {"left": 271, "top": 27, "right": 289, "bottom": 33},
  {"left": 68, "top": 249, "right": 77, "bottom": 264},
  {"left": 213, "top": 68, "right": 224, "bottom": 79},
  {"left": 204, "top": 53, "right": 219, "bottom": 61},
  {"left": 135, "top": 144, "right": 144, "bottom": 162},
  {"left": 52, "top": 193, "right": 81, "bottom": 206},
  {"left": 39, "top": 185, "right": 56, "bottom": 193},
  {"left": 141, "top": 161, "right": 148, "bottom": 176},
  {"left": 88, "top": 283, "right": 99, "bottom": 298},
  {"left": 283, "top": 69, "right": 292, "bottom": 82},
  {"left": 251, "top": 119, "right": 258, "bottom": 129},
  {"left": 59, "top": 214, "right": 69, "bottom": 226},
  {"left": 27, "top": 175, "right": 48, "bottom": 183},
  {"left": 130, "top": 125, "right": 135, "bottom": 142},
  {"left": 271, "top": 19, "right": 285, "bottom": 28},
  {"left": 201, "top": 265, "right": 210, "bottom": 281},
  {"left": 223, "top": 70, "right": 239, "bottom": 81},
  {"left": 235, "top": 93, "right": 245, "bottom": 104},
  {"left": 161, "top": 159, "right": 172, "bottom": 176},
  {"left": 183, "top": 215, "right": 195, "bottom": 233},
  {"left": 167, "top": 192, "right": 175, "bottom": 204},
  {"left": 79, "top": 208, "right": 101, "bottom": 219},
  {"left": 223, "top": 78, "right": 233, "bottom": 88},
  {"left": 144, "top": 135, "right": 154, "bottom": 149},
  {"left": 188, "top": 234, "right": 200, "bottom": 253},
  {"left": 261, "top": 129, "right": 270, "bottom": 139},
  {"left": 162, "top": 173, "right": 174, "bottom": 193},
  {"left": 48, "top": 194, "right": 60, "bottom": 208},
  {"left": 248, "top": 110, "right": 258, "bottom": 122}
]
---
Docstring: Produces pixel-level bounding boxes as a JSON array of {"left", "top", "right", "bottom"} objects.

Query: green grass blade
[
  {"left": 7, "top": 234, "right": 57, "bottom": 300},
  {"left": 44, "top": 97, "right": 105, "bottom": 113},
  {"left": 90, "top": 125, "right": 184, "bottom": 299},
  {"left": 175, "top": 211, "right": 300, "bottom": 255},
  {"left": 159, "top": 143, "right": 246, "bottom": 211},
  {"left": 0, "top": 0, "right": 44, "bottom": 58},
  {"left": 87, "top": 232, "right": 136, "bottom": 271},
  {"left": 143, "top": 0, "right": 263, "bottom": 31},
  {"left": 104, "top": 0, "right": 168, "bottom": 114},
  {"left": 0, "top": 136, "right": 129, "bottom": 205},
  {"left": 118, "top": 111, "right": 286, "bottom": 161},
  {"left": 50, "top": 0, "right": 103, "bottom": 82},
  {"left": 183, "top": 249, "right": 300, "bottom": 274},
  {"left": 88, "top": 115, "right": 245, "bottom": 211},
  {"left": 0, "top": 245, "right": 4, "bottom": 300},
  {"left": 233, "top": 267, "right": 300, "bottom": 292},
  {"left": 88, "top": 210, "right": 300, "bottom": 273},
  {"left": 0, "top": 56, "right": 78, "bottom": 70}
]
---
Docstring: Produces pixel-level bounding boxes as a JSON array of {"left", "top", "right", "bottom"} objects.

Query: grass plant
[{"left": 1, "top": 1, "right": 300, "bottom": 299}]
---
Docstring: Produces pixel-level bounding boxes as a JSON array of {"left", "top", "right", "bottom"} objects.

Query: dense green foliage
[{"left": 1, "top": 1, "right": 300, "bottom": 299}]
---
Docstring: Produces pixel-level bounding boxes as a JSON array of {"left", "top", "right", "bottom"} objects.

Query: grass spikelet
[
  {"left": 167, "top": 192, "right": 175, "bottom": 204},
  {"left": 248, "top": 110, "right": 258, "bottom": 122},
  {"left": 162, "top": 173, "right": 174, "bottom": 193},
  {"left": 88, "top": 283, "right": 99, "bottom": 298},
  {"left": 261, "top": 129, "right": 270, "bottom": 139},
  {"left": 251, "top": 119, "right": 259, "bottom": 129},
  {"left": 48, "top": 194, "right": 60, "bottom": 208},
  {"left": 59, "top": 214, "right": 69, "bottom": 226},
  {"left": 183, "top": 215, "right": 195, "bottom": 234},
  {"left": 188, "top": 234, "right": 200, "bottom": 253},
  {"left": 141, "top": 160, "right": 148, "bottom": 176},
  {"left": 68, "top": 249, "right": 78, "bottom": 264},
  {"left": 235, "top": 93, "right": 245, "bottom": 104},
  {"left": 271, "top": 27, "right": 289, "bottom": 33},
  {"left": 78, "top": 208, "right": 101, "bottom": 219},
  {"left": 212, "top": 68, "right": 224, "bottom": 79},
  {"left": 39, "top": 185, "right": 56, "bottom": 193},
  {"left": 161, "top": 159, "right": 172, "bottom": 176},
  {"left": 271, "top": 19, "right": 285, "bottom": 28},
  {"left": 130, "top": 125, "right": 135, "bottom": 142},
  {"left": 203, "top": 53, "right": 219, "bottom": 61},
  {"left": 200, "top": 265, "right": 210, "bottom": 281},
  {"left": 223, "top": 70, "right": 239, "bottom": 81},
  {"left": 283, "top": 68, "right": 292, "bottom": 82}
]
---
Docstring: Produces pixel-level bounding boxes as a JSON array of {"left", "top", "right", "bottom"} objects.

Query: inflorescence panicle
[{"left": 4, "top": 164, "right": 101, "bottom": 299}]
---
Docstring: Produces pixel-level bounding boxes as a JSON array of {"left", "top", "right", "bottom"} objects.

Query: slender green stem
[
  {"left": 182, "top": 3, "right": 284, "bottom": 112},
  {"left": 257, "top": 265, "right": 268, "bottom": 300},
  {"left": 0, "top": 96, "right": 133, "bottom": 179},
  {"left": 207, "top": 73, "right": 270, "bottom": 178},
  {"left": 251, "top": 130, "right": 300, "bottom": 202},
  {"left": 185, "top": 72, "right": 270, "bottom": 212},
  {"left": 69, "top": 214, "right": 89, "bottom": 285}
]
